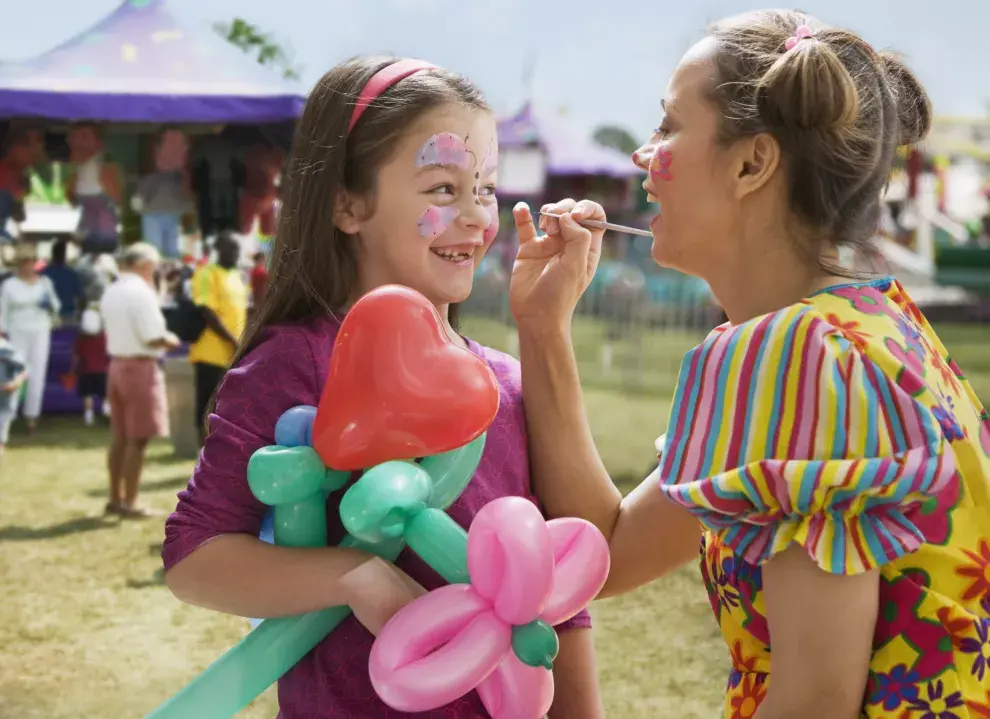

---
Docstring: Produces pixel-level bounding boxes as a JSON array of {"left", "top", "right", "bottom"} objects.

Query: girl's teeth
[{"left": 433, "top": 249, "right": 471, "bottom": 261}]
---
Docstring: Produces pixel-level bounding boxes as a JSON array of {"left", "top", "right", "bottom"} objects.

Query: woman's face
[
  {"left": 339, "top": 105, "right": 499, "bottom": 310},
  {"left": 633, "top": 38, "right": 743, "bottom": 281}
]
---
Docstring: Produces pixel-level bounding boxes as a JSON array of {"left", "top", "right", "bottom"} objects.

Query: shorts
[
  {"left": 194, "top": 362, "right": 226, "bottom": 431},
  {"left": 77, "top": 372, "right": 107, "bottom": 399},
  {"left": 108, "top": 358, "right": 168, "bottom": 440}
]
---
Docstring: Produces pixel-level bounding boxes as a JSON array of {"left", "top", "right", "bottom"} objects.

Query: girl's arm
[
  {"left": 754, "top": 545, "right": 877, "bottom": 719},
  {"left": 549, "top": 628, "right": 605, "bottom": 719},
  {"left": 163, "top": 328, "right": 423, "bottom": 634}
]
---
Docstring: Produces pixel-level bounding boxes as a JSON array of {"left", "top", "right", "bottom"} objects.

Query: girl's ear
[{"left": 333, "top": 190, "right": 364, "bottom": 235}]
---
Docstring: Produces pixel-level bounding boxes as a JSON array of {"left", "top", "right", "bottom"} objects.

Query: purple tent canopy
[
  {"left": 497, "top": 103, "right": 643, "bottom": 178},
  {"left": 0, "top": 0, "right": 305, "bottom": 123}
]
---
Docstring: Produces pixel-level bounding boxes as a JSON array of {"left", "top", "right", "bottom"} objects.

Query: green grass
[{"left": 1, "top": 318, "right": 985, "bottom": 719}]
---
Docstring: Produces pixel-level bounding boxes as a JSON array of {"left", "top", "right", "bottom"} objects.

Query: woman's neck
[{"left": 706, "top": 239, "right": 839, "bottom": 326}]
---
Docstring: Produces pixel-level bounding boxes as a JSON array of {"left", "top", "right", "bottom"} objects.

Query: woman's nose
[{"left": 632, "top": 144, "right": 654, "bottom": 171}]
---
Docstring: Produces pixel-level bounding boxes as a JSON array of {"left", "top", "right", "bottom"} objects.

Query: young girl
[
  {"left": 73, "top": 303, "right": 109, "bottom": 426},
  {"left": 163, "top": 57, "right": 603, "bottom": 719}
]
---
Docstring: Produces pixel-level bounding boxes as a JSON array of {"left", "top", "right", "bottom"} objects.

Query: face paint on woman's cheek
[
  {"left": 418, "top": 205, "right": 460, "bottom": 240},
  {"left": 650, "top": 145, "right": 674, "bottom": 182},
  {"left": 482, "top": 200, "right": 500, "bottom": 244},
  {"left": 416, "top": 133, "right": 470, "bottom": 169}
]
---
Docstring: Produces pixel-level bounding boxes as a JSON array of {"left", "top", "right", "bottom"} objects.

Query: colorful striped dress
[{"left": 658, "top": 277, "right": 990, "bottom": 719}]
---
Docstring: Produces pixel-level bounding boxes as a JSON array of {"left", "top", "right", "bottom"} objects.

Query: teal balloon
[
  {"left": 339, "top": 461, "right": 431, "bottom": 544},
  {"left": 404, "top": 508, "right": 469, "bottom": 584},
  {"left": 420, "top": 433, "right": 486, "bottom": 510},
  {"left": 511, "top": 619, "right": 559, "bottom": 670},
  {"left": 273, "top": 500, "right": 327, "bottom": 548},
  {"left": 248, "top": 446, "right": 330, "bottom": 505}
]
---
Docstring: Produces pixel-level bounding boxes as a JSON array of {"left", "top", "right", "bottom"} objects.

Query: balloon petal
[
  {"left": 338, "top": 461, "right": 431, "bottom": 544},
  {"left": 477, "top": 654, "right": 554, "bottom": 719},
  {"left": 370, "top": 584, "right": 510, "bottom": 713},
  {"left": 467, "top": 497, "right": 554, "bottom": 625},
  {"left": 247, "top": 445, "right": 330, "bottom": 505},
  {"left": 540, "top": 518, "right": 611, "bottom": 626}
]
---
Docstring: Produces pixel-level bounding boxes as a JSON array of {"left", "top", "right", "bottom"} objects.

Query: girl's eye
[
  {"left": 429, "top": 184, "right": 455, "bottom": 195},
  {"left": 479, "top": 184, "right": 497, "bottom": 197}
]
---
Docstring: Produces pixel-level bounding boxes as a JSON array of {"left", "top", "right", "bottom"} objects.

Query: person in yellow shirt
[{"left": 189, "top": 232, "right": 246, "bottom": 442}]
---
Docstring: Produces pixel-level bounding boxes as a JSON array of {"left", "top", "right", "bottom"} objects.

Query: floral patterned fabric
[{"left": 658, "top": 278, "right": 990, "bottom": 718}]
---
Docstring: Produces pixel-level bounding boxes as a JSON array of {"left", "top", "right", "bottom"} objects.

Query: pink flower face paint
[
  {"left": 416, "top": 133, "right": 470, "bottom": 169},
  {"left": 483, "top": 200, "right": 500, "bottom": 244},
  {"left": 650, "top": 146, "right": 673, "bottom": 182},
  {"left": 418, "top": 205, "right": 460, "bottom": 240}
]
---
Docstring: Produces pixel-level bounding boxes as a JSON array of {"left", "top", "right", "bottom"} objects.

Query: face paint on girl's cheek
[
  {"left": 650, "top": 146, "right": 674, "bottom": 182},
  {"left": 416, "top": 133, "right": 470, "bottom": 169},
  {"left": 418, "top": 205, "right": 460, "bottom": 240},
  {"left": 483, "top": 200, "right": 500, "bottom": 244}
]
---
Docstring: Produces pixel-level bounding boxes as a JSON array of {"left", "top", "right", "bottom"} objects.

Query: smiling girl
[{"left": 162, "top": 57, "right": 602, "bottom": 719}]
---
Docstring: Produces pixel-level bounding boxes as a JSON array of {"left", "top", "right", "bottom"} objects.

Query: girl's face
[
  {"left": 339, "top": 106, "right": 499, "bottom": 310},
  {"left": 632, "top": 39, "right": 744, "bottom": 281}
]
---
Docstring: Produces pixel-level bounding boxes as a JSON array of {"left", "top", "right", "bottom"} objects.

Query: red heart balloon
[{"left": 312, "top": 285, "right": 500, "bottom": 471}]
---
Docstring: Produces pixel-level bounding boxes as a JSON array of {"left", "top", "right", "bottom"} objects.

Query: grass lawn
[{"left": 1, "top": 318, "right": 985, "bottom": 718}]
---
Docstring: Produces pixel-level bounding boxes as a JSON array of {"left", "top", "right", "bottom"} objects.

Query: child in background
[
  {"left": 0, "top": 335, "right": 27, "bottom": 457},
  {"left": 73, "top": 304, "right": 109, "bottom": 426}
]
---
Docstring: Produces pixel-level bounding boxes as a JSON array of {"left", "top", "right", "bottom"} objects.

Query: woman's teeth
[{"left": 431, "top": 248, "right": 473, "bottom": 262}]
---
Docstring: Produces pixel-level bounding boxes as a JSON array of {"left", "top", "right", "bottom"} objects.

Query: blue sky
[{"left": 3, "top": 0, "right": 988, "bottom": 138}]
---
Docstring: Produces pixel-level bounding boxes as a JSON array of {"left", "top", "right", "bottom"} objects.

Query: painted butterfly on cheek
[{"left": 650, "top": 147, "right": 674, "bottom": 182}]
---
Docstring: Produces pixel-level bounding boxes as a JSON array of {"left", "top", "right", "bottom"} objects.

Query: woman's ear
[
  {"left": 333, "top": 190, "right": 364, "bottom": 235},
  {"left": 733, "top": 132, "right": 781, "bottom": 199}
]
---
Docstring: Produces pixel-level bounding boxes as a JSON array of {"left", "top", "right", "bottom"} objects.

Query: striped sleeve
[{"left": 657, "top": 304, "right": 960, "bottom": 575}]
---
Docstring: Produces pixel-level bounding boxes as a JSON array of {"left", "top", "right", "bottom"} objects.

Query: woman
[
  {"left": 511, "top": 10, "right": 990, "bottom": 719},
  {"left": 0, "top": 244, "right": 60, "bottom": 433}
]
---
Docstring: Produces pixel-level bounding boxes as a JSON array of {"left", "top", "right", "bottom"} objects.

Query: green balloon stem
[
  {"left": 145, "top": 535, "right": 403, "bottom": 719},
  {"left": 273, "top": 500, "right": 327, "bottom": 548},
  {"left": 511, "top": 620, "right": 559, "bottom": 671},
  {"left": 404, "top": 508, "right": 469, "bottom": 585}
]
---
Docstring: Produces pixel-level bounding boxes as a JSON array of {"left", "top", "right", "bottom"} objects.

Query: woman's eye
[{"left": 654, "top": 125, "right": 670, "bottom": 139}]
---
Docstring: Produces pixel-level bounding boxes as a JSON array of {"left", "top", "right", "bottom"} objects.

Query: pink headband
[{"left": 348, "top": 59, "right": 438, "bottom": 133}]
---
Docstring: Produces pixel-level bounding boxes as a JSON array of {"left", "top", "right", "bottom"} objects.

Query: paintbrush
[{"left": 538, "top": 211, "right": 654, "bottom": 238}]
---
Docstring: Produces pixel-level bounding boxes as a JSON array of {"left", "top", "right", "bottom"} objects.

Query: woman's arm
[
  {"left": 549, "top": 628, "right": 605, "bottom": 719},
  {"left": 753, "top": 545, "right": 878, "bottom": 719},
  {"left": 513, "top": 201, "right": 700, "bottom": 594}
]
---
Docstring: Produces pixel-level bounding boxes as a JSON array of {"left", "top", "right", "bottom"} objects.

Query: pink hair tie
[
  {"left": 785, "top": 25, "right": 814, "bottom": 51},
  {"left": 348, "top": 59, "right": 438, "bottom": 133}
]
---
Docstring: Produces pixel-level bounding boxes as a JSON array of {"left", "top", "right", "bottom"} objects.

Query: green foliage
[{"left": 215, "top": 18, "right": 301, "bottom": 80}]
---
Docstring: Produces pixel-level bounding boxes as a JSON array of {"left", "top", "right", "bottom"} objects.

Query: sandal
[{"left": 104, "top": 502, "right": 123, "bottom": 516}]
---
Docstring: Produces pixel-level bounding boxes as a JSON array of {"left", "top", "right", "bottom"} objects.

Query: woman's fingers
[
  {"left": 540, "top": 198, "right": 577, "bottom": 237},
  {"left": 513, "top": 202, "right": 539, "bottom": 245}
]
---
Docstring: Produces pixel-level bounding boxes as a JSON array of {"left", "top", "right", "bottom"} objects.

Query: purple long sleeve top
[{"left": 163, "top": 315, "right": 591, "bottom": 719}]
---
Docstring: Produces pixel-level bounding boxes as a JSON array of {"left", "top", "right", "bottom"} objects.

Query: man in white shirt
[{"left": 100, "top": 242, "right": 179, "bottom": 518}]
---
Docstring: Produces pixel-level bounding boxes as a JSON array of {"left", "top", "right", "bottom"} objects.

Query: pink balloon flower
[{"left": 368, "top": 496, "right": 610, "bottom": 718}]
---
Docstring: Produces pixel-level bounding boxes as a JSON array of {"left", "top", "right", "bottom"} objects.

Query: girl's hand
[
  {"left": 509, "top": 200, "right": 605, "bottom": 330},
  {"left": 340, "top": 556, "right": 427, "bottom": 636}
]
